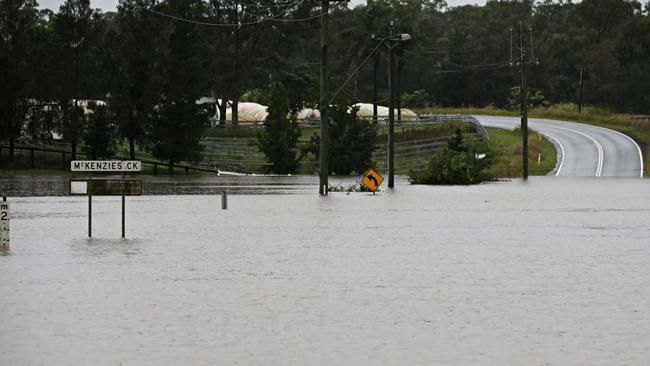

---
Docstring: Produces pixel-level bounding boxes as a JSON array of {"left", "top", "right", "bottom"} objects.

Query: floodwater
[{"left": 1, "top": 177, "right": 650, "bottom": 365}]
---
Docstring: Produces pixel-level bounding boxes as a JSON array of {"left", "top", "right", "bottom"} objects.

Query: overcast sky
[{"left": 39, "top": 0, "right": 490, "bottom": 12}]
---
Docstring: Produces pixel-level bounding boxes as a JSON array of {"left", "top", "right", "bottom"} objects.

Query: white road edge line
[
  {"left": 540, "top": 133, "right": 565, "bottom": 176},
  {"left": 582, "top": 124, "right": 645, "bottom": 178},
  {"left": 547, "top": 125, "right": 603, "bottom": 177}
]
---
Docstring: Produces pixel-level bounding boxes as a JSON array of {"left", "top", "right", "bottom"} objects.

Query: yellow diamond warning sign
[{"left": 361, "top": 169, "right": 384, "bottom": 192}]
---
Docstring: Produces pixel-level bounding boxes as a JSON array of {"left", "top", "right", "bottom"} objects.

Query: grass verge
[{"left": 487, "top": 127, "right": 557, "bottom": 177}]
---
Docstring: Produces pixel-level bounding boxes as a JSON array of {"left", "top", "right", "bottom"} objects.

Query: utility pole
[
  {"left": 319, "top": 0, "right": 329, "bottom": 195},
  {"left": 232, "top": 5, "right": 240, "bottom": 129},
  {"left": 387, "top": 21, "right": 395, "bottom": 188},
  {"left": 72, "top": 41, "right": 81, "bottom": 161},
  {"left": 578, "top": 66, "right": 584, "bottom": 113},
  {"left": 397, "top": 55, "right": 403, "bottom": 122},
  {"left": 372, "top": 52, "right": 379, "bottom": 124},
  {"left": 518, "top": 21, "right": 528, "bottom": 180}
]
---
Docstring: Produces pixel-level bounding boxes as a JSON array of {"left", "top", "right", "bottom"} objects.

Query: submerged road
[{"left": 476, "top": 115, "right": 644, "bottom": 178}]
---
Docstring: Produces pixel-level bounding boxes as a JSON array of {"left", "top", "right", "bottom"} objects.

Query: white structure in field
[
  {"left": 353, "top": 103, "right": 418, "bottom": 121},
  {"left": 196, "top": 97, "right": 417, "bottom": 127}
]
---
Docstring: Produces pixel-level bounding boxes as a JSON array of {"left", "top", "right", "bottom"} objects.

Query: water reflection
[{"left": 67, "top": 238, "right": 148, "bottom": 257}]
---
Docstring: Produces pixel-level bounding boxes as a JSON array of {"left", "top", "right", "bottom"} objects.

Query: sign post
[
  {"left": 70, "top": 160, "right": 142, "bottom": 238},
  {"left": 1, "top": 198, "right": 8, "bottom": 247}
]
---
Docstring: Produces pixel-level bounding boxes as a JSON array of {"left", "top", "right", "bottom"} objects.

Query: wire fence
[{"left": 3, "top": 115, "right": 488, "bottom": 175}]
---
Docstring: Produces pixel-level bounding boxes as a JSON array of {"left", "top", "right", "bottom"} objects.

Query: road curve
[{"left": 475, "top": 115, "right": 644, "bottom": 178}]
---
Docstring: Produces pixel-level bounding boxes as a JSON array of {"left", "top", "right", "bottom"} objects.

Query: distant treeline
[{"left": 1, "top": 0, "right": 649, "bottom": 166}]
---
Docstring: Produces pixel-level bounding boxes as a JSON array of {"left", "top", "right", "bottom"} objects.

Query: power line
[
  {"left": 141, "top": 5, "right": 287, "bottom": 26},
  {"left": 330, "top": 38, "right": 386, "bottom": 104},
  {"left": 433, "top": 62, "right": 511, "bottom": 74},
  {"left": 139, "top": 1, "right": 345, "bottom": 28},
  {"left": 219, "top": 0, "right": 304, "bottom": 9}
]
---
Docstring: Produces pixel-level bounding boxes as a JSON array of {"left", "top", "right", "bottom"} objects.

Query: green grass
[{"left": 487, "top": 127, "right": 557, "bottom": 178}]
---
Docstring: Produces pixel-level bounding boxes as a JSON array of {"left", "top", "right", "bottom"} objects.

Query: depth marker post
[{"left": 1, "top": 196, "right": 8, "bottom": 248}]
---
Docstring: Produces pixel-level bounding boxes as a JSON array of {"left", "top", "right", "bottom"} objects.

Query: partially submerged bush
[
  {"left": 328, "top": 183, "right": 375, "bottom": 193},
  {"left": 408, "top": 130, "right": 495, "bottom": 185}
]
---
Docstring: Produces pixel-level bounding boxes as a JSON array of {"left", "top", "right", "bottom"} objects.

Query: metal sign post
[
  {"left": 122, "top": 196, "right": 125, "bottom": 238},
  {"left": 70, "top": 180, "right": 142, "bottom": 238},
  {"left": 88, "top": 195, "right": 92, "bottom": 238},
  {"left": 70, "top": 160, "right": 142, "bottom": 238}
]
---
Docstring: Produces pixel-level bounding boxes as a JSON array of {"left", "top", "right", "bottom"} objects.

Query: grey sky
[{"left": 38, "top": 0, "right": 488, "bottom": 12}]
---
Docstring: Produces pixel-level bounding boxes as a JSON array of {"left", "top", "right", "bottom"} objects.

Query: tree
[
  {"left": 150, "top": 98, "right": 207, "bottom": 172},
  {"left": 401, "top": 89, "right": 432, "bottom": 108},
  {"left": 307, "top": 104, "right": 377, "bottom": 175},
  {"left": 104, "top": 0, "right": 169, "bottom": 159},
  {"left": 507, "top": 86, "right": 550, "bottom": 110},
  {"left": 280, "top": 64, "right": 319, "bottom": 118},
  {"left": 257, "top": 82, "right": 302, "bottom": 174},
  {"left": 83, "top": 102, "right": 117, "bottom": 159},
  {"left": 0, "top": 0, "right": 40, "bottom": 161},
  {"left": 51, "top": 0, "right": 101, "bottom": 160},
  {"left": 149, "top": 0, "right": 207, "bottom": 172}
]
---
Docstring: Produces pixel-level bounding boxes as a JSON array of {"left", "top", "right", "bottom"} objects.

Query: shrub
[
  {"left": 306, "top": 103, "right": 378, "bottom": 175},
  {"left": 408, "top": 130, "right": 495, "bottom": 184}
]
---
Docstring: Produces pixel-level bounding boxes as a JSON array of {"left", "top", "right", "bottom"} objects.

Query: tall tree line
[{"left": 1, "top": 0, "right": 649, "bottom": 166}]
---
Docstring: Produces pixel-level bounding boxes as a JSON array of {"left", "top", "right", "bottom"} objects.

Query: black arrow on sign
[{"left": 366, "top": 174, "right": 378, "bottom": 186}]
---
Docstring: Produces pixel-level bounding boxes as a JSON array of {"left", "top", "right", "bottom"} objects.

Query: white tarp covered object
[
  {"left": 197, "top": 97, "right": 418, "bottom": 126},
  {"left": 225, "top": 102, "right": 268, "bottom": 124},
  {"left": 296, "top": 108, "right": 320, "bottom": 121},
  {"left": 353, "top": 103, "right": 417, "bottom": 119}
]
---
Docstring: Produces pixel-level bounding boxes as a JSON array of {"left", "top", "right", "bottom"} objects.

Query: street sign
[
  {"left": 361, "top": 168, "right": 384, "bottom": 192},
  {"left": 70, "top": 180, "right": 143, "bottom": 196},
  {"left": 70, "top": 160, "right": 142, "bottom": 172},
  {"left": 0, "top": 202, "right": 9, "bottom": 247}
]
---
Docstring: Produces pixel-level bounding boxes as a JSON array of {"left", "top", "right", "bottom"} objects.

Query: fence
[{"left": 2, "top": 115, "right": 488, "bottom": 175}]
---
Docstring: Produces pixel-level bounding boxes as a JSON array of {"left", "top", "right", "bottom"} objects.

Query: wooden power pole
[
  {"left": 387, "top": 21, "right": 396, "bottom": 188},
  {"left": 518, "top": 21, "right": 529, "bottom": 180},
  {"left": 319, "top": 0, "right": 329, "bottom": 195}
]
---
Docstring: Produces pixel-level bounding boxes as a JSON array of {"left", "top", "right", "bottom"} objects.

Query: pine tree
[{"left": 257, "top": 82, "right": 302, "bottom": 174}]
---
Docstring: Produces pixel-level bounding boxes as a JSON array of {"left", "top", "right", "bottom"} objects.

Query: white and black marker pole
[{"left": 1, "top": 196, "right": 9, "bottom": 247}]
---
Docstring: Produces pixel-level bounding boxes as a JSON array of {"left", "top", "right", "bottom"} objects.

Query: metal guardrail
[{"left": 418, "top": 114, "right": 489, "bottom": 141}]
